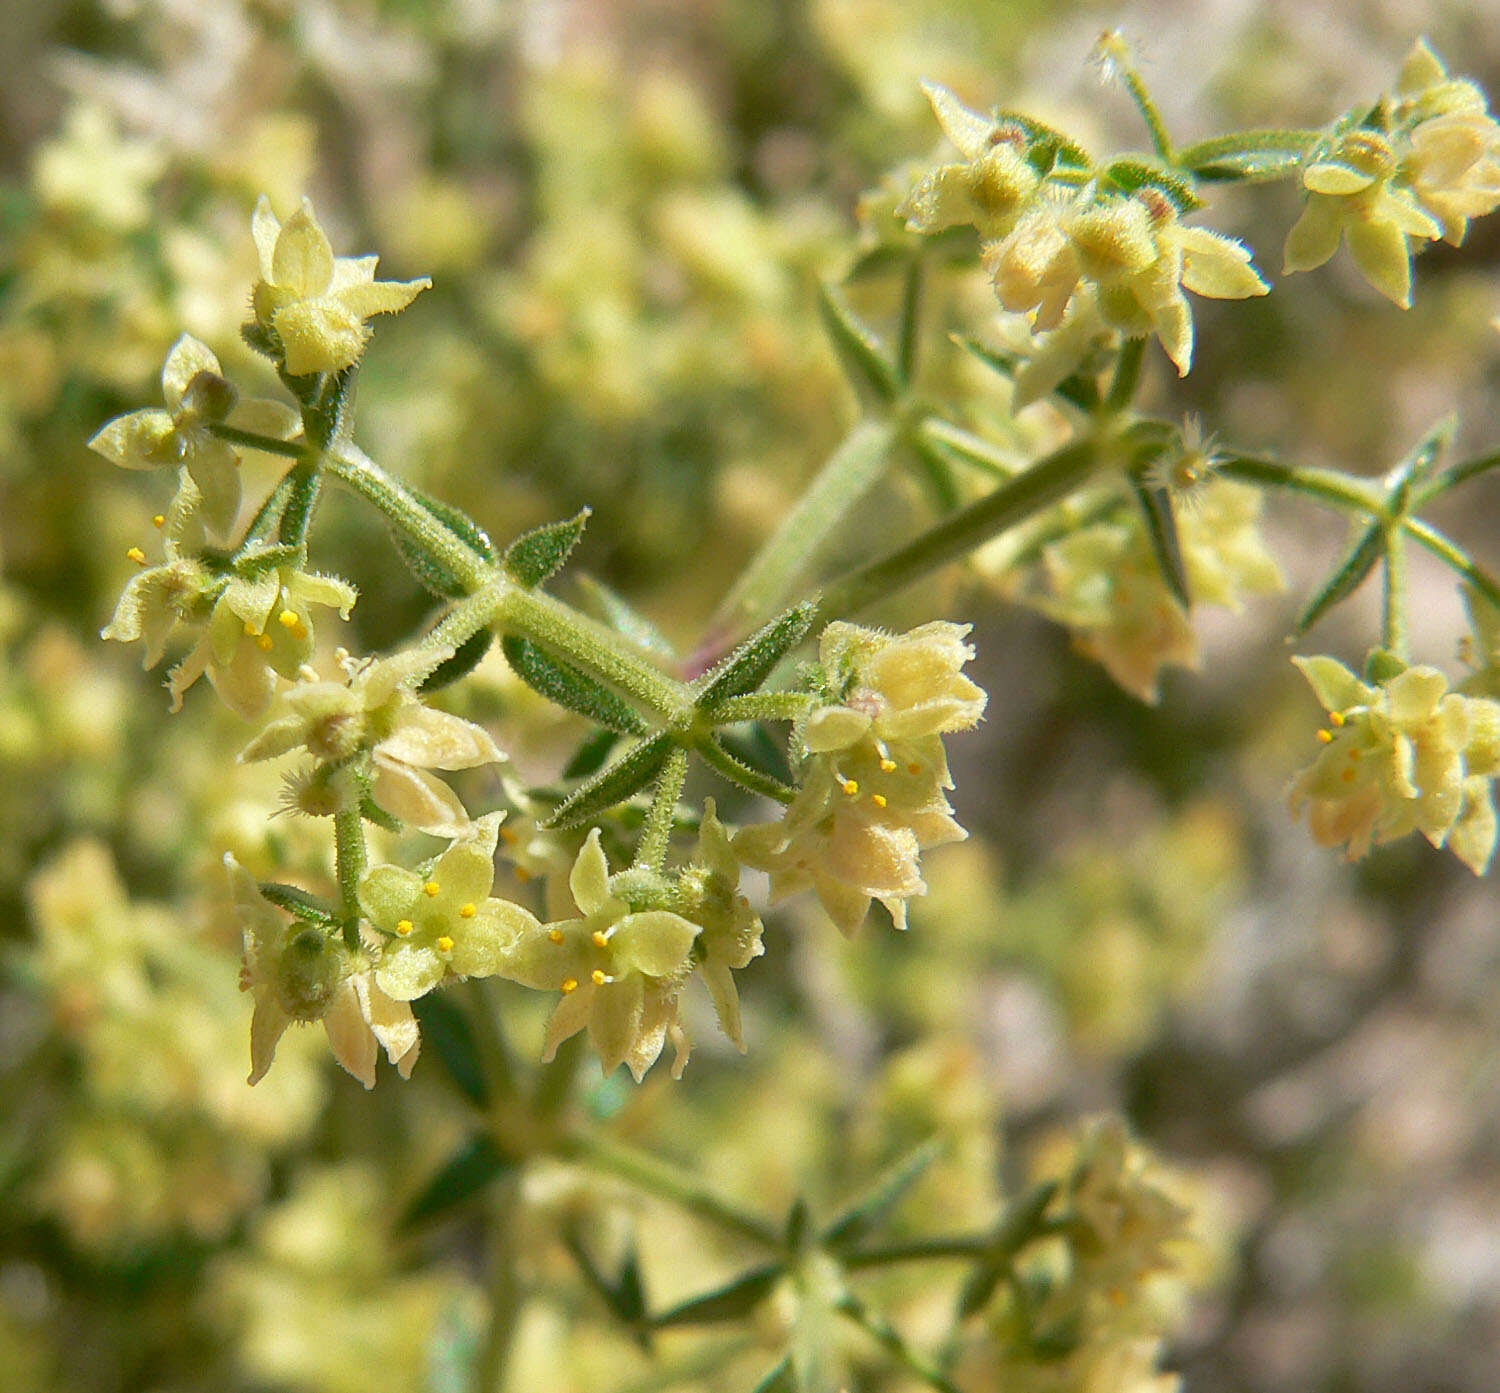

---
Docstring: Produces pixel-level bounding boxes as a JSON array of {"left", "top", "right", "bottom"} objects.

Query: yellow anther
[
  {"left": 871, "top": 793, "right": 888, "bottom": 808},
  {"left": 151, "top": 514, "right": 165, "bottom": 529},
  {"left": 548, "top": 927, "right": 565, "bottom": 944},
  {"left": 396, "top": 919, "right": 415, "bottom": 937},
  {"left": 458, "top": 903, "right": 476, "bottom": 919},
  {"left": 591, "top": 930, "right": 609, "bottom": 948},
  {"left": 1316, "top": 729, "right": 1334, "bottom": 744},
  {"left": 423, "top": 881, "right": 441, "bottom": 897},
  {"left": 243, "top": 621, "right": 258, "bottom": 636},
  {"left": 879, "top": 758, "right": 897, "bottom": 773},
  {"left": 435, "top": 935, "right": 454, "bottom": 954},
  {"left": 255, "top": 634, "right": 275, "bottom": 652},
  {"left": 841, "top": 778, "right": 859, "bottom": 796},
  {"left": 277, "top": 609, "right": 300, "bottom": 629},
  {"left": 561, "top": 977, "right": 578, "bottom": 994},
  {"left": 126, "top": 546, "right": 147, "bottom": 565},
  {"left": 591, "top": 968, "right": 607, "bottom": 986},
  {"left": 1329, "top": 711, "right": 1346, "bottom": 727}
]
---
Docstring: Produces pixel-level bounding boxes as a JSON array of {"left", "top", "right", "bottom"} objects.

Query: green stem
[
  {"left": 240, "top": 467, "right": 300, "bottom": 548},
  {"left": 834, "top": 1292, "right": 959, "bottom": 1393},
  {"left": 897, "top": 254, "right": 924, "bottom": 387},
  {"left": 706, "top": 692, "right": 816, "bottom": 725},
  {"left": 560, "top": 1134, "right": 782, "bottom": 1249},
  {"left": 635, "top": 747, "right": 689, "bottom": 871},
  {"left": 472, "top": 1171, "right": 523, "bottom": 1393},
  {"left": 428, "top": 586, "right": 507, "bottom": 651},
  {"left": 500, "top": 586, "right": 692, "bottom": 724},
  {"left": 709, "top": 418, "right": 899, "bottom": 635},
  {"left": 1416, "top": 448, "right": 1500, "bottom": 504},
  {"left": 277, "top": 460, "right": 322, "bottom": 549},
  {"left": 332, "top": 805, "right": 367, "bottom": 952},
  {"left": 916, "top": 418, "right": 1023, "bottom": 480},
  {"left": 842, "top": 1235, "right": 992, "bottom": 1269},
  {"left": 1401, "top": 517, "right": 1500, "bottom": 611},
  {"left": 695, "top": 735, "right": 797, "bottom": 804},
  {"left": 1217, "top": 453, "right": 1386, "bottom": 515},
  {"left": 813, "top": 436, "right": 1107, "bottom": 621},
  {"left": 208, "top": 422, "right": 307, "bottom": 459},
  {"left": 1382, "top": 527, "right": 1409, "bottom": 659},
  {"left": 1104, "top": 337, "right": 1145, "bottom": 414},
  {"left": 325, "top": 442, "right": 495, "bottom": 593}
]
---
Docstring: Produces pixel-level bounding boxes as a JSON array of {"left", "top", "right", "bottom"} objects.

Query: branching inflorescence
[{"left": 85, "top": 31, "right": 1500, "bottom": 1393}]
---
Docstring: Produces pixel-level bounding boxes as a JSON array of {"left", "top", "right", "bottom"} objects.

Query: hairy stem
[
  {"left": 635, "top": 747, "right": 689, "bottom": 871},
  {"left": 332, "top": 805, "right": 367, "bottom": 952}
]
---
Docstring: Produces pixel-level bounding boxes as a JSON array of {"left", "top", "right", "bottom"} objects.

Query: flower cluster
[
  {"left": 737, "top": 621, "right": 986, "bottom": 935},
  {"left": 1284, "top": 41, "right": 1500, "bottom": 305},
  {"left": 900, "top": 84, "right": 1268, "bottom": 375},
  {"left": 1289, "top": 655, "right": 1500, "bottom": 874}
]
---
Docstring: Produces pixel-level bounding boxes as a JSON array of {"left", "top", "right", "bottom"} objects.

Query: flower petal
[
  {"left": 611, "top": 911, "right": 700, "bottom": 978},
  {"left": 568, "top": 829, "right": 612, "bottom": 916}
]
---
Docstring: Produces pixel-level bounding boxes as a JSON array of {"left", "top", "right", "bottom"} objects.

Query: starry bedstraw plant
[{"left": 85, "top": 33, "right": 1500, "bottom": 1393}]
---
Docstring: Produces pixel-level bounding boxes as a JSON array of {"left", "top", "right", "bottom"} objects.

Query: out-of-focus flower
[
  {"left": 33, "top": 103, "right": 164, "bottom": 233},
  {"left": 1289, "top": 655, "right": 1500, "bottom": 873},
  {"left": 737, "top": 622, "right": 983, "bottom": 935},
  {"left": 502, "top": 830, "right": 699, "bottom": 1079},
  {"left": 230, "top": 855, "right": 419, "bottom": 1088},
  {"left": 358, "top": 815, "right": 539, "bottom": 1001},
  {"left": 241, "top": 646, "right": 504, "bottom": 836},
  {"left": 88, "top": 334, "right": 299, "bottom": 538},
  {"left": 251, "top": 197, "right": 430, "bottom": 376}
]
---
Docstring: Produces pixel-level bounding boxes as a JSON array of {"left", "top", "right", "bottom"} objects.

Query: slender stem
[
  {"left": 332, "top": 805, "right": 367, "bottom": 952},
  {"left": 501, "top": 586, "right": 692, "bottom": 724},
  {"left": 706, "top": 692, "right": 816, "bottom": 725},
  {"left": 208, "top": 422, "right": 307, "bottom": 459},
  {"left": 472, "top": 1171, "right": 523, "bottom": 1393},
  {"left": 635, "top": 747, "right": 688, "bottom": 871},
  {"left": 1402, "top": 516, "right": 1500, "bottom": 611},
  {"left": 1417, "top": 448, "right": 1500, "bottom": 505},
  {"left": 842, "top": 1235, "right": 992, "bottom": 1269},
  {"left": 695, "top": 735, "right": 797, "bottom": 804},
  {"left": 324, "top": 442, "right": 495, "bottom": 592},
  {"left": 1382, "top": 528, "right": 1409, "bottom": 659},
  {"left": 277, "top": 460, "right": 322, "bottom": 549},
  {"left": 813, "top": 436, "right": 1107, "bottom": 622},
  {"left": 240, "top": 467, "right": 300, "bottom": 548},
  {"left": 1217, "top": 453, "right": 1386, "bottom": 515},
  {"left": 1107, "top": 48, "right": 1172, "bottom": 160},
  {"left": 466, "top": 979, "right": 521, "bottom": 1105},
  {"left": 560, "top": 1133, "right": 782, "bottom": 1249},
  {"left": 917, "top": 418, "right": 1023, "bottom": 480},
  {"left": 897, "top": 255, "right": 924, "bottom": 387},
  {"left": 708, "top": 418, "right": 898, "bottom": 636},
  {"left": 834, "top": 1292, "right": 959, "bottom": 1393},
  {"left": 1103, "top": 337, "right": 1145, "bottom": 414},
  {"left": 428, "top": 586, "right": 507, "bottom": 651}
]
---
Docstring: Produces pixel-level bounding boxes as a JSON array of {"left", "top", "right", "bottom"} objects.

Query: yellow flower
[
  {"left": 1290, "top": 656, "right": 1500, "bottom": 873},
  {"left": 1405, "top": 110, "right": 1500, "bottom": 244},
  {"left": 251, "top": 197, "right": 430, "bottom": 376}
]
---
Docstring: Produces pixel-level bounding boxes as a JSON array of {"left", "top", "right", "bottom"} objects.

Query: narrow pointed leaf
[
  {"left": 400, "top": 1133, "right": 511, "bottom": 1228},
  {"left": 650, "top": 1263, "right": 783, "bottom": 1328},
  {"left": 563, "top": 727, "right": 622, "bottom": 781},
  {"left": 751, "top": 1356, "right": 797, "bottom": 1393},
  {"left": 953, "top": 336, "right": 1098, "bottom": 412},
  {"left": 503, "top": 508, "right": 590, "bottom": 587},
  {"left": 391, "top": 524, "right": 466, "bottom": 598},
  {"left": 391, "top": 487, "right": 498, "bottom": 595},
  {"left": 992, "top": 110, "right": 1092, "bottom": 172},
  {"left": 818, "top": 283, "right": 899, "bottom": 406},
  {"left": 575, "top": 573, "right": 676, "bottom": 657},
  {"left": 696, "top": 603, "right": 818, "bottom": 707},
  {"left": 697, "top": 735, "right": 798, "bottom": 803},
  {"left": 896, "top": 255, "right": 923, "bottom": 387},
  {"left": 360, "top": 795, "right": 404, "bottom": 832},
  {"left": 419, "top": 628, "right": 493, "bottom": 693},
  {"left": 1295, "top": 521, "right": 1384, "bottom": 636},
  {"left": 1101, "top": 159, "right": 1203, "bottom": 211},
  {"left": 1386, "top": 414, "right": 1455, "bottom": 515},
  {"left": 1175, "top": 130, "right": 1319, "bottom": 183},
  {"left": 256, "top": 882, "right": 337, "bottom": 927},
  {"left": 823, "top": 1138, "right": 945, "bottom": 1248},
  {"left": 502, "top": 635, "right": 650, "bottom": 734},
  {"left": 956, "top": 1180, "right": 1057, "bottom": 1320},
  {"left": 543, "top": 733, "right": 674, "bottom": 830},
  {"left": 234, "top": 543, "right": 300, "bottom": 578},
  {"left": 411, "top": 992, "right": 490, "bottom": 1107},
  {"left": 1129, "top": 475, "right": 1191, "bottom": 610}
]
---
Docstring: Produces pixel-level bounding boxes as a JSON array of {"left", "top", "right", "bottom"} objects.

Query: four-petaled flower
[
  {"left": 358, "top": 815, "right": 539, "bottom": 1002},
  {"left": 252, "top": 197, "right": 431, "bottom": 376},
  {"left": 229, "top": 854, "right": 419, "bottom": 1089},
  {"left": 1290, "top": 655, "right": 1500, "bottom": 873},
  {"left": 502, "top": 830, "right": 700, "bottom": 1080},
  {"left": 88, "top": 334, "right": 298, "bottom": 539},
  {"left": 240, "top": 646, "right": 505, "bottom": 836}
]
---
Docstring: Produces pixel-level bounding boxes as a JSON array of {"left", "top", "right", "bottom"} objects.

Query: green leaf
[
  {"left": 1175, "top": 129, "right": 1319, "bottom": 183},
  {"left": 562, "top": 1224, "right": 652, "bottom": 1348},
  {"left": 304, "top": 365, "right": 358, "bottom": 449},
  {"left": 543, "top": 733, "right": 675, "bottom": 830},
  {"left": 697, "top": 735, "right": 799, "bottom": 803},
  {"left": 256, "top": 882, "right": 337, "bottom": 927},
  {"left": 419, "top": 628, "right": 493, "bottom": 693},
  {"left": 391, "top": 522, "right": 467, "bottom": 598},
  {"left": 411, "top": 993, "right": 490, "bottom": 1107},
  {"left": 952, "top": 336, "right": 1099, "bottom": 412},
  {"left": 1385, "top": 413, "right": 1455, "bottom": 515},
  {"left": 1129, "top": 475, "right": 1191, "bottom": 610},
  {"left": 400, "top": 1133, "right": 510, "bottom": 1228},
  {"left": 1295, "top": 521, "right": 1384, "bottom": 636},
  {"left": 419, "top": 490, "right": 498, "bottom": 564},
  {"left": 992, "top": 110, "right": 1092, "bottom": 173},
  {"left": 390, "top": 487, "right": 500, "bottom": 596},
  {"left": 240, "top": 319, "right": 280, "bottom": 361},
  {"left": 696, "top": 603, "right": 819, "bottom": 707},
  {"left": 1101, "top": 158, "right": 1203, "bottom": 211},
  {"left": 717, "top": 722, "right": 796, "bottom": 787},
  {"left": 575, "top": 574, "right": 676, "bottom": 657},
  {"left": 822, "top": 1138, "right": 945, "bottom": 1249},
  {"left": 501, "top": 635, "right": 650, "bottom": 735},
  {"left": 956, "top": 1180, "right": 1058, "bottom": 1320},
  {"left": 785, "top": 1196, "right": 813, "bottom": 1253},
  {"left": 563, "top": 727, "right": 622, "bottom": 781},
  {"left": 360, "top": 795, "right": 403, "bottom": 833},
  {"left": 233, "top": 543, "right": 299, "bottom": 578},
  {"left": 503, "top": 509, "right": 591, "bottom": 588},
  {"left": 817, "top": 283, "right": 900, "bottom": 406},
  {"left": 650, "top": 1263, "right": 783, "bottom": 1328},
  {"left": 751, "top": 1356, "right": 798, "bottom": 1393}
]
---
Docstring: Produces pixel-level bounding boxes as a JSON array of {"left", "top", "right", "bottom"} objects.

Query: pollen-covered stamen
[
  {"left": 126, "top": 546, "right": 148, "bottom": 566},
  {"left": 435, "top": 935, "right": 454, "bottom": 955},
  {"left": 396, "top": 919, "right": 414, "bottom": 937},
  {"left": 591, "top": 929, "right": 611, "bottom": 948},
  {"left": 256, "top": 634, "right": 275, "bottom": 652},
  {"left": 871, "top": 793, "right": 888, "bottom": 808},
  {"left": 1329, "top": 711, "right": 1347, "bottom": 727},
  {"left": 423, "top": 881, "right": 441, "bottom": 897},
  {"left": 1317, "top": 729, "right": 1334, "bottom": 744},
  {"left": 151, "top": 514, "right": 165, "bottom": 529},
  {"left": 591, "top": 968, "right": 609, "bottom": 986},
  {"left": 458, "top": 903, "right": 476, "bottom": 919},
  {"left": 561, "top": 977, "right": 578, "bottom": 994},
  {"left": 277, "top": 608, "right": 307, "bottom": 639},
  {"left": 547, "top": 927, "right": 564, "bottom": 944},
  {"left": 838, "top": 772, "right": 859, "bottom": 796}
]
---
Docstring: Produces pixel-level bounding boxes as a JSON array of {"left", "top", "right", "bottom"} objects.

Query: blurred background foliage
[{"left": 2, "top": 1, "right": 1500, "bottom": 1390}]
